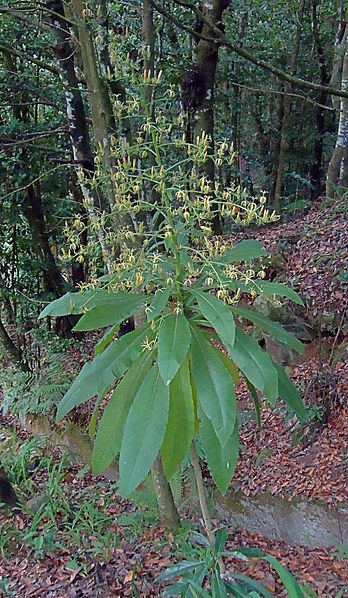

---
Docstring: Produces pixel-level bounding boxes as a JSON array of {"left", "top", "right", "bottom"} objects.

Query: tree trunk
[
  {"left": 192, "top": 0, "right": 228, "bottom": 235},
  {"left": 95, "top": 0, "right": 131, "bottom": 141},
  {"left": 24, "top": 185, "right": 68, "bottom": 299},
  {"left": 141, "top": 0, "right": 162, "bottom": 229},
  {"left": 0, "top": 466, "right": 18, "bottom": 509},
  {"left": 326, "top": 8, "right": 348, "bottom": 198},
  {"left": 269, "top": 91, "right": 284, "bottom": 204},
  {"left": 0, "top": 317, "right": 28, "bottom": 372},
  {"left": 274, "top": 0, "right": 305, "bottom": 213},
  {"left": 71, "top": 0, "right": 115, "bottom": 198},
  {"left": 151, "top": 456, "right": 181, "bottom": 530},
  {"left": 309, "top": 0, "right": 330, "bottom": 198},
  {"left": 70, "top": 0, "right": 132, "bottom": 235},
  {"left": 46, "top": 0, "right": 111, "bottom": 267}
]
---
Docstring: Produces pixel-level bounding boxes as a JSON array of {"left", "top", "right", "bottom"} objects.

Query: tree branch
[
  {"left": 150, "top": 0, "right": 348, "bottom": 100},
  {"left": 0, "top": 41, "right": 59, "bottom": 75}
]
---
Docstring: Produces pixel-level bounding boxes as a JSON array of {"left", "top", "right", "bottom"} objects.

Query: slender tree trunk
[
  {"left": 192, "top": 0, "right": 229, "bottom": 235},
  {"left": 24, "top": 185, "right": 68, "bottom": 299},
  {"left": 252, "top": 95, "right": 273, "bottom": 182},
  {"left": 95, "top": 0, "right": 131, "bottom": 141},
  {"left": 71, "top": 0, "right": 115, "bottom": 203},
  {"left": 46, "top": 0, "right": 111, "bottom": 267},
  {"left": 233, "top": 12, "right": 248, "bottom": 188},
  {"left": 329, "top": 1, "right": 347, "bottom": 98},
  {"left": 326, "top": 39, "right": 348, "bottom": 197},
  {"left": 142, "top": 0, "right": 162, "bottom": 228},
  {"left": 0, "top": 316, "right": 28, "bottom": 372},
  {"left": 309, "top": 0, "right": 330, "bottom": 198},
  {"left": 326, "top": 6, "right": 348, "bottom": 198},
  {"left": 70, "top": 0, "right": 132, "bottom": 233},
  {"left": 274, "top": 0, "right": 305, "bottom": 213},
  {"left": 269, "top": 92, "right": 284, "bottom": 204}
]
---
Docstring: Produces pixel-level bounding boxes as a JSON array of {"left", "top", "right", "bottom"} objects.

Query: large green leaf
[
  {"left": 161, "top": 356, "right": 195, "bottom": 479},
  {"left": 191, "top": 325, "right": 236, "bottom": 446},
  {"left": 215, "top": 528, "right": 228, "bottom": 555},
  {"left": 215, "top": 349, "right": 240, "bottom": 384},
  {"left": 225, "top": 575, "right": 273, "bottom": 597},
  {"left": 158, "top": 313, "right": 191, "bottom": 385},
  {"left": 94, "top": 323, "right": 119, "bottom": 357},
  {"left": 92, "top": 351, "right": 153, "bottom": 475},
  {"left": 199, "top": 409, "right": 239, "bottom": 495},
  {"left": 264, "top": 556, "right": 304, "bottom": 598},
  {"left": 156, "top": 561, "right": 202, "bottom": 583},
  {"left": 147, "top": 287, "right": 171, "bottom": 322},
  {"left": 211, "top": 571, "right": 228, "bottom": 597},
  {"left": 230, "top": 281, "right": 303, "bottom": 306},
  {"left": 246, "top": 380, "right": 261, "bottom": 430},
  {"left": 233, "top": 306, "right": 304, "bottom": 354},
  {"left": 73, "top": 295, "right": 145, "bottom": 331},
  {"left": 119, "top": 364, "right": 170, "bottom": 496},
  {"left": 189, "top": 289, "right": 235, "bottom": 346},
  {"left": 226, "top": 328, "right": 278, "bottom": 405},
  {"left": 56, "top": 325, "right": 149, "bottom": 422},
  {"left": 274, "top": 363, "right": 307, "bottom": 423},
  {"left": 39, "top": 290, "right": 140, "bottom": 318},
  {"left": 217, "top": 240, "right": 266, "bottom": 264}
]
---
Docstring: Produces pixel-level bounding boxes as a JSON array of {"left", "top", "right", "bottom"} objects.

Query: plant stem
[
  {"left": 190, "top": 441, "right": 215, "bottom": 545},
  {"left": 151, "top": 455, "right": 181, "bottom": 530},
  {"left": 190, "top": 442, "right": 226, "bottom": 574}
]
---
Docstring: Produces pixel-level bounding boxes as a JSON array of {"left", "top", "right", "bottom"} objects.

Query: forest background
[{"left": 0, "top": 1, "right": 347, "bottom": 596}]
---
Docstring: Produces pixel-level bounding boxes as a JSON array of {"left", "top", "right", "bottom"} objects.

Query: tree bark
[
  {"left": 24, "top": 185, "right": 68, "bottom": 299},
  {"left": 71, "top": 0, "right": 115, "bottom": 199},
  {"left": 46, "top": 0, "right": 111, "bottom": 267},
  {"left": 0, "top": 316, "right": 28, "bottom": 372},
  {"left": 326, "top": 6, "right": 348, "bottom": 198},
  {"left": 326, "top": 37, "right": 348, "bottom": 198},
  {"left": 141, "top": 0, "right": 162, "bottom": 228},
  {"left": 274, "top": 0, "right": 305, "bottom": 213},
  {"left": 309, "top": 0, "right": 330, "bottom": 198},
  {"left": 95, "top": 0, "right": 131, "bottom": 141},
  {"left": 151, "top": 456, "right": 181, "bottom": 530},
  {"left": 269, "top": 91, "right": 284, "bottom": 204},
  {"left": 0, "top": 466, "right": 18, "bottom": 509},
  {"left": 191, "top": 0, "right": 228, "bottom": 234}
]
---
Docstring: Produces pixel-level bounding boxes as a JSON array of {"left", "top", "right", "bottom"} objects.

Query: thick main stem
[
  {"left": 151, "top": 456, "right": 181, "bottom": 530},
  {"left": 190, "top": 441, "right": 215, "bottom": 545}
]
